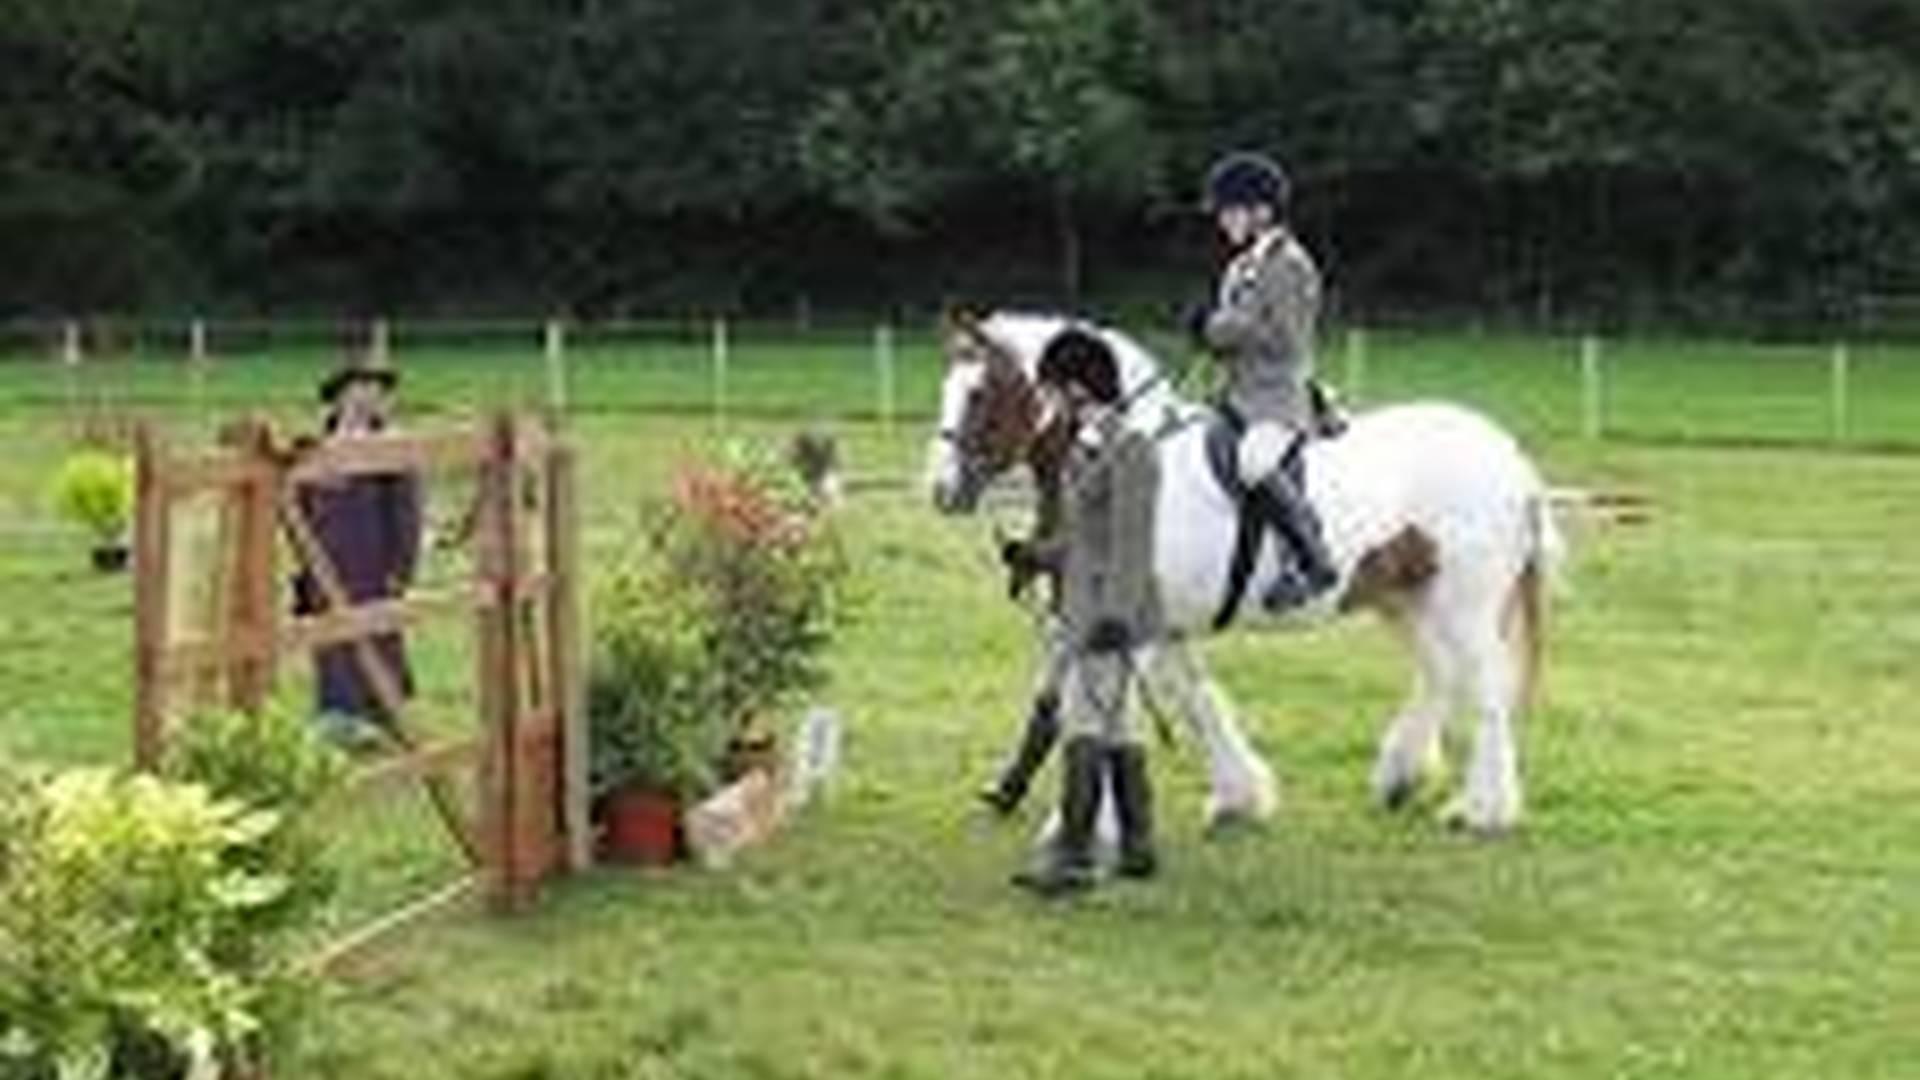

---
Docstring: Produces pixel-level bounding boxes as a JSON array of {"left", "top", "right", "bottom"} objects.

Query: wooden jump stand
[{"left": 132, "top": 410, "right": 588, "bottom": 952}]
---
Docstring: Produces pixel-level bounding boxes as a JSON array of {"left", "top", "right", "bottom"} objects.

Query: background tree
[{"left": 1, "top": 0, "right": 1916, "bottom": 325}]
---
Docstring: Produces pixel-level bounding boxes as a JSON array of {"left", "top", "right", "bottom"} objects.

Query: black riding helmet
[
  {"left": 1203, "top": 151, "right": 1290, "bottom": 216},
  {"left": 1037, "top": 326, "right": 1122, "bottom": 405}
]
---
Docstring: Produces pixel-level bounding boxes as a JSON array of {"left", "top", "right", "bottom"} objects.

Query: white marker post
[
  {"left": 545, "top": 318, "right": 568, "bottom": 417},
  {"left": 371, "top": 318, "right": 391, "bottom": 366},
  {"left": 1829, "top": 343, "right": 1850, "bottom": 445},
  {"left": 59, "top": 319, "right": 82, "bottom": 429},
  {"left": 712, "top": 317, "right": 730, "bottom": 434},
  {"left": 188, "top": 318, "right": 209, "bottom": 423},
  {"left": 875, "top": 323, "right": 897, "bottom": 437},
  {"left": 1581, "top": 335, "right": 1603, "bottom": 441},
  {"left": 61, "top": 320, "right": 82, "bottom": 367},
  {"left": 189, "top": 318, "right": 209, "bottom": 366},
  {"left": 1343, "top": 327, "right": 1368, "bottom": 407}
]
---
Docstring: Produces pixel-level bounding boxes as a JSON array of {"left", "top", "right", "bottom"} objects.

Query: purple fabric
[{"left": 292, "top": 466, "right": 422, "bottom": 721}]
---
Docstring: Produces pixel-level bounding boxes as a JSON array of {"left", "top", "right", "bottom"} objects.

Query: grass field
[{"left": 2, "top": 332, "right": 1917, "bottom": 1077}]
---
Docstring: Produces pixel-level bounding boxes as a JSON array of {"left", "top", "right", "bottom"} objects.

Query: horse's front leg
[
  {"left": 979, "top": 614, "right": 1070, "bottom": 814},
  {"left": 1143, "top": 639, "right": 1277, "bottom": 830}
]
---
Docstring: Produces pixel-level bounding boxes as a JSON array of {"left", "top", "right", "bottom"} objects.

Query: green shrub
[
  {"left": 0, "top": 710, "right": 344, "bottom": 1080},
  {"left": 162, "top": 705, "right": 347, "bottom": 944},
  {"left": 0, "top": 767, "right": 286, "bottom": 1079},
  {"left": 50, "top": 451, "right": 134, "bottom": 546}
]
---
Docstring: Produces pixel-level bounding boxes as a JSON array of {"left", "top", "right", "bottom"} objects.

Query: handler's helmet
[
  {"left": 1037, "top": 327, "right": 1122, "bottom": 405},
  {"left": 1203, "top": 151, "right": 1290, "bottom": 215}
]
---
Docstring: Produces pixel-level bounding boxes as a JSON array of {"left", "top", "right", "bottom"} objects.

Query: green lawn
[{"left": 1, "top": 335, "right": 1917, "bottom": 1077}]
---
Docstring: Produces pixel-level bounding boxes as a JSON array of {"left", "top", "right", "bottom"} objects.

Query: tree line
[{"left": 5, "top": 0, "right": 1918, "bottom": 329}]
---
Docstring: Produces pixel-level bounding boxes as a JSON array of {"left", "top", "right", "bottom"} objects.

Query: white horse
[{"left": 926, "top": 312, "right": 1562, "bottom": 833}]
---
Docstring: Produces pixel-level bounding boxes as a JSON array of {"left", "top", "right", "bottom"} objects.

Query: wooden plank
[
  {"left": 162, "top": 452, "right": 273, "bottom": 497},
  {"left": 222, "top": 420, "right": 279, "bottom": 712},
  {"left": 281, "top": 589, "right": 471, "bottom": 654},
  {"left": 475, "top": 412, "right": 531, "bottom": 909},
  {"left": 546, "top": 443, "right": 591, "bottom": 872},
  {"left": 287, "top": 430, "right": 483, "bottom": 485},
  {"left": 132, "top": 424, "right": 173, "bottom": 769},
  {"left": 346, "top": 738, "right": 482, "bottom": 793},
  {"left": 306, "top": 874, "right": 479, "bottom": 975}
]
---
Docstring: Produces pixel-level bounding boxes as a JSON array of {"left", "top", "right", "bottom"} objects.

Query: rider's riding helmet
[
  {"left": 1203, "top": 151, "right": 1290, "bottom": 216},
  {"left": 1038, "top": 326, "right": 1122, "bottom": 406}
]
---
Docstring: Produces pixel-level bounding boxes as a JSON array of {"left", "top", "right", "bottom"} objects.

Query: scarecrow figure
[{"left": 293, "top": 355, "right": 421, "bottom": 745}]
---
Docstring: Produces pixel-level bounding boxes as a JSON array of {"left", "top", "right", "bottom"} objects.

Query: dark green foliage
[{"left": 2, "top": 0, "right": 1916, "bottom": 321}]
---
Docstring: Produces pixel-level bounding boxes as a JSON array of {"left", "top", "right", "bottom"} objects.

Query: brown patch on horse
[{"left": 1338, "top": 525, "right": 1441, "bottom": 613}]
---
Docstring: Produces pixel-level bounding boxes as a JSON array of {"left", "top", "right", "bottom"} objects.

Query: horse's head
[{"left": 925, "top": 310, "right": 1048, "bottom": 514}]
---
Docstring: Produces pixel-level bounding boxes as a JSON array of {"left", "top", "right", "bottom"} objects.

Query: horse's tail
[{"left": 1507, "top": 492, "right": 1562, "bottom": 715}]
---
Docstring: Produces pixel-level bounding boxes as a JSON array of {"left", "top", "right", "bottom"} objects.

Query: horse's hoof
[
  {"left": 1204, "top": 809, "right": 1268, "bottom": 839},
  {"left": 1438, "top": 796, "right": 1516, "bottom": 837},
  {"left": 977, "top": 784, "right": 1021, "bottom": 817},
  {"left": 1378, "top": 777, "right": 1417, "bottom": 813}
]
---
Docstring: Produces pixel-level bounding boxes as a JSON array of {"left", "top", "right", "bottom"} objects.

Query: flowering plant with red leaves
[{"left": 591, "top": 450, "right": 846, "bottom": 798}]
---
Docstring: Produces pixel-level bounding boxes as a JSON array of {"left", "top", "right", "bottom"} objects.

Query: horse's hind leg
[
  {"left": 1371, "top": 610, "right": 1457, "bottom": 811},
  {"left": 1437, "top": 606, "right": 1524, "bottom": 834},
  {"left": 1145, "top": 641, "right": 1278, "bottom": 829}
]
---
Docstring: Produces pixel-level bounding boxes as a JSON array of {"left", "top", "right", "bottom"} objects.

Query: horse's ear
[{"left": 940, "top": 301, "right": 989, "bottom": 335}]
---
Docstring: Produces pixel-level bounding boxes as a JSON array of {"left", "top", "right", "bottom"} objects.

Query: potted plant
[
  {"left": 588, "top": 449, "right": 846, "bottom": 866},
  {"left": 50, "top": 449, "right": 134, "bottom": 572},
  {"left": 588, "top": 572, "right": 731, "bottom": 865}
]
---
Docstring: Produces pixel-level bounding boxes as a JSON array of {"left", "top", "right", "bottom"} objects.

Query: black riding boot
[
  {"left": 1247, "top": 470, "right": 1338, "bottom": 611},
  {"left": 1107, "top": 742, "right": 1158, "bottom": 879},
  {"left": 1012, "top": 735, "right": 1103, "bottom": 896},
  {"left": 978, "top": 692, "right": 1061, "bottom": 815}
]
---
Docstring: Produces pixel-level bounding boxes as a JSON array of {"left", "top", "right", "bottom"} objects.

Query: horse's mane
[{"left": 978, "top": 311, "right": 1181, "bottom": 424}]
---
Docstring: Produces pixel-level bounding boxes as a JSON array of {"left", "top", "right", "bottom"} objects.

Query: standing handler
[{"left": 1012, "top": 327, "right": 1164, "bottom": 896}]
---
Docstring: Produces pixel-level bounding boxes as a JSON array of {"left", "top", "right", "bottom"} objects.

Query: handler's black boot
[
  {"left": 1108, "top": 742, "right": 1158, "bottom": 879},
  {"left": 1248, "top": 470, "right": 1338, "bottom": 612},
  {"left": 1012, "top": 735, "right": 1103, "bottom": 897},
  {"left": 978, "top": 692, "right": 1061, "bottom": 815}
]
